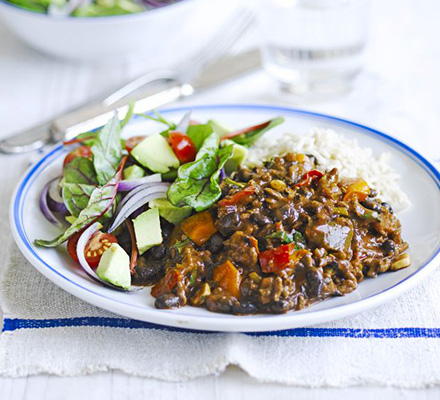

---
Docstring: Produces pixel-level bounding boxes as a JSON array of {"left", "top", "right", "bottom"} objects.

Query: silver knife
[{"left": 0, "top": 49, "right": 261, "bottom": 154}]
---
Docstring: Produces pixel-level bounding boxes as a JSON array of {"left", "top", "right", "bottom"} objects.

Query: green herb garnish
[{"left": 267, "top": 230, "right": 306, "bottom": 249}]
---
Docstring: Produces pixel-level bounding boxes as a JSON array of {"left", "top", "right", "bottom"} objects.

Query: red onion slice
[
  {"left": 118, "top": 173, "right": 162, "bottom": 192},
  {"left": 108, "top": 184, "right": 169, "bottom": 233},
  {"left": 116, "top": 181, "right": 167, "bottom": 216},
  {"left": 76, "top": 222, "right": 141, "bottom": 292},
  {"left": 47, "top": 177, "right": 68, "bottom": 215},
  {"left": 175, "top": 111, "right": 192, "bottom": 134},
  {"left": 40, "top": 179, "right": 62, "bottom": 227}
]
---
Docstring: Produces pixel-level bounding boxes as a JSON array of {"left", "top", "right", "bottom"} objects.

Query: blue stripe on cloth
[{"left": 3, "top": 317, "right": 440, "bottom": 338}]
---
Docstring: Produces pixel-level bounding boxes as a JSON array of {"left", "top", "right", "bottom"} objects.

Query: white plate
[{"left": 10, "top": 104, "right": 440, "bottom": 332}]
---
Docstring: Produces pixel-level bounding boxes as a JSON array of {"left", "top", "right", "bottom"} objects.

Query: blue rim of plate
[{"left": 10, "top": 104, "right": 440, "bottom": 326}]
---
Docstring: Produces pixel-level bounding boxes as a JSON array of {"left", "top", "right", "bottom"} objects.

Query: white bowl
[{"left": 0, "top": 0, "right": 236, "bottom": 62}]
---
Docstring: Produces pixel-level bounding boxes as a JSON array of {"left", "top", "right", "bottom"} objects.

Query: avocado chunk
[
  {"left": 149, "top": 198, "right": 192, "bottom": 225},
  {"left": 208, "top": 119, "right": 231, "bottom": 137},
  {"left": 123, "top": 165, "right": 146, "bottom": 180},
  {"left": 222, "top": 139, "right": 248, "bottom": 174},
  {"left": 96, "top": 243, "right": 131, "bottom": 290},
  {"left": 131, "top": 134, "right": 180, "bottom": 173},
  {"left": 133, "top": 207, "right": 163, "bottom": 255}
]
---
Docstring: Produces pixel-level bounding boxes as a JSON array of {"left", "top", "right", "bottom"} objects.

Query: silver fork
[
  {"left": 0, "top": 8, "right": 256, "bottom": 154},
  {"left": 103, "top": 8, "right": 256, "bottom": 106}
]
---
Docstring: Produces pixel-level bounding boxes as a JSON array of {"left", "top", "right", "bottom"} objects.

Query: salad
[
  {"left": 6, "top": 0, "right": 180, "bottom": 17},
  {"left": 35, "top": 111, "right": 283, "bottom": 293}
]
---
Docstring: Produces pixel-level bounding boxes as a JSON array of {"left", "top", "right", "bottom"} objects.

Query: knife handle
[{"left": 0, "top": 121, "right": 52, "bottom": 154}]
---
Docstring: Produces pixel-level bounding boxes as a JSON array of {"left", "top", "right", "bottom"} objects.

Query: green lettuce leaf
[
  {"left": 224, "top": 117, "right": 284, "bottom": 147},
  {"left": 186, "top": 124, "right": 214, "bottom": 151},
  {"left": 62, "top": 181, "right": 96, "bottom": 218},
  {"left": 91, "top": 114, "right": 123, "bottom": 186},
  {"left": 63, "top": 157, "right": 98, "bottom": 185},
  {"left": 167, "top": 132, "right": 233, "bottom": 212},
  {"left": 35, "top": 169, "right": 122, "bottom": 248}
]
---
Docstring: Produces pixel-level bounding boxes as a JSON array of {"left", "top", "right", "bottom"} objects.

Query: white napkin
[{"left": 1, "top": 241, "right": 440, "bottom": 387}]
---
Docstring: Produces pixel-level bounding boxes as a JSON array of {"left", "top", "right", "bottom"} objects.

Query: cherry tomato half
[
  {"left": 67, "top": 231, "right": 118, "bottom": 268},
  {"left": 63, "top": 146, "right": 92, "bottom": 167},
  {"left": 67, "top": 232, "right": 81, "bottom": 264},
  {"left": 124, "top": 136, "right": 147, "bottom": 153},
  {"left": 169, "top": 132, "right": 197, "bottom": 164}
]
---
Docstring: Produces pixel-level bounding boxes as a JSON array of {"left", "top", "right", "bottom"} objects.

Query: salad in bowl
[
  {"left": 5, "top": 0, "right": 180, "bottom": 17},
  {"left": 0, "top": 0, "right": 233, "bottom": 61}
]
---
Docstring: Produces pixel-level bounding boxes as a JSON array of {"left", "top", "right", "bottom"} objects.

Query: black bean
[
  {"left": 306, "top": 269, "right": 323, "bottom": 297},
  {"left": 381, "top": 239, "right": 396, "bottom": 256},
  {"left": 272, "top": 203, "right": 298, "bottom": 223},
  {"left": 155, "top": 294, "right": 184, "bottom": 309},
  {"left": 132, "top": 257, "right": 163, "bottom": 285},
  {"left": 232, "top": 301, "right": 257, "bottom": 315},
  {"left": 269, "top": 299, "right": 295, "bottom": 313},
  {"left": 369, "top": 189, "right": 378, "bottom": 198},
  {"left": 218, "top": 212, "right": 241, "bottom": 235},
  {"left": 237, "top": 168, "right": 252, "bottom": 182},
  {"left": 150, "top": 245, "right": 166, "bottom": 260},
  {"left": 250, "top": 213, "right": 272, "bottom": 226},
  {"left": 206, "top": 234, "right": 224, "bottom": 254},
  {"left": 381, "top": 202, "right": 394, "bottom": 214},
  {"left": 161, "top": 220, "right": 174, "bottom": 239},
  {"left": 205, "top": 296, "right": 235, "bottom": 313},
  {"left": 263, "top": 160, "right": 274, "bottom": 169},
  {"left": 362, "top": 198, "right": 381, "bottom": 212}
]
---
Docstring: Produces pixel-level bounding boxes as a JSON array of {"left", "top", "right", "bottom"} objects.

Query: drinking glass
[{"left": 258, "top": 0, "right": 370, "bottom": 98}]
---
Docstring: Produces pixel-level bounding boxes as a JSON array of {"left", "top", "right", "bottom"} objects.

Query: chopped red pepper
[
  {"left": 295, "top": 170, "right": 323, "bottom": 187},
  {"left": 259, "top": 244, "right": 293, "bottom": 273},
  {"left": 169, "top": 131, "right": 197, "bottom": 164},
  {"left": 151, "top": 270, "right": 179, "bottom": 298},
  {"left": 259, "top": 245, "right": 309, "bottom": 273},
  {"left": 218, "top": 186, "right": 256, "bottom": 207}
]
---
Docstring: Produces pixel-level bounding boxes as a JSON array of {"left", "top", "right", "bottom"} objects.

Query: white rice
[{"left": 246, "top": 128, "right": 411, "bottom": 213}]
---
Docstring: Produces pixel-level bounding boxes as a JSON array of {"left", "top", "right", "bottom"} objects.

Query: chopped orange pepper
[
  {"left": 249, "top": 236, "right": 259, "bottom": 254},
  {"left": 213, "top": 260, "right": 241, "bottom": 298},
  {"left": 295, "top": 154, "right": 306, "bottom": 163},
  {"left": 343, "top": 178, "right": 370, "bottom": 202},
  {"left": 180, "top": 211, "right": 217, "bottom": 246}
]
